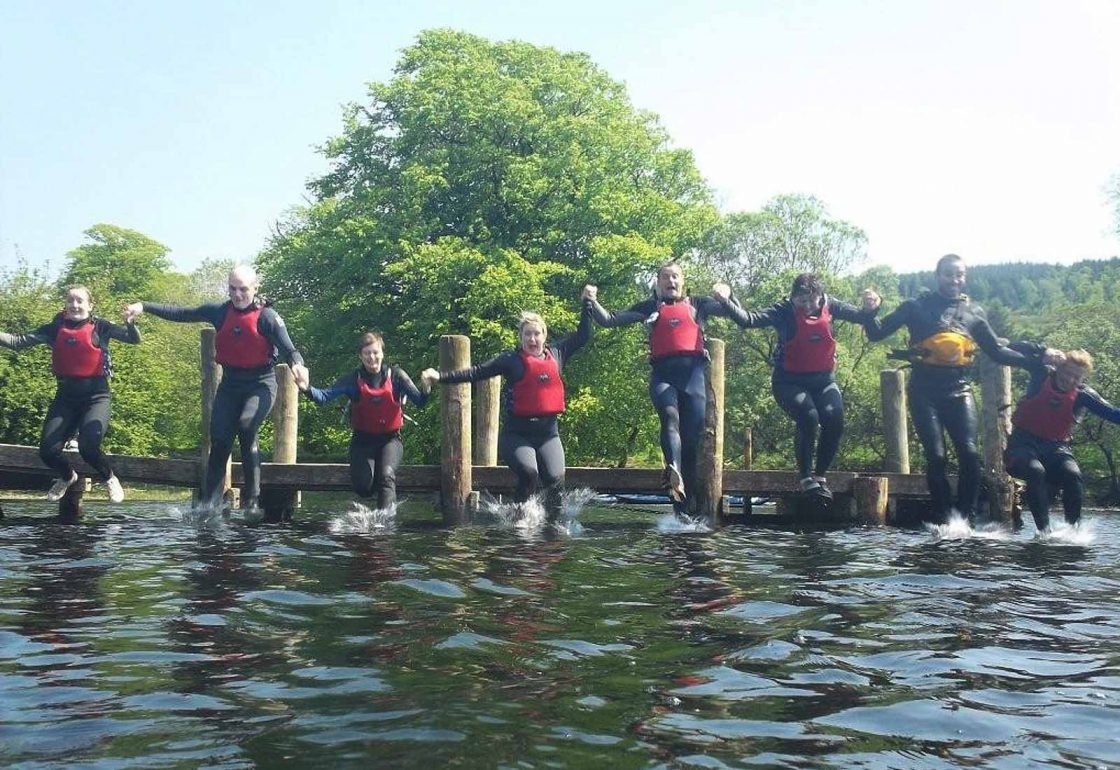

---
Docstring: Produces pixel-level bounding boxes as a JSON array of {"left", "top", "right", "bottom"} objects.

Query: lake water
[{"left": 1, "top": 497, "right": 1118, "bottom": 769}]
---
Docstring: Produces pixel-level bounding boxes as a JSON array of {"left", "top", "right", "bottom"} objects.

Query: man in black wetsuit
[
  {"left": 862, "top": 254, "right": 1026, "bottom": 522},
  {"left": 126, "top": 266, "right": 309, "bottom": 511}
]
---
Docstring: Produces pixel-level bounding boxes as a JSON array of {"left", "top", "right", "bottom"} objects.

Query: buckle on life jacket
[{"left": 910, "top": 331, "right": 978, "bottom": 366}]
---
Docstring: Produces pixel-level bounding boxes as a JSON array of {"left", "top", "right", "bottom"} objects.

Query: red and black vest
[
  {"left": 215, "top": 304, "right": 272, "bottom": 369},
  {"left": 649, "top": 299, "right": 704, "bottom": 361},
  {"left": 782, "top": 303, "right": 837, "bottom": 374},
  {"left": 1012, "top": 376, "right": 1079, "bottom": 442},
  {"left": 51, "top": 318, "right": 105, "bottom": 378},
  {"left": 350, "top": 369, "right": 404, "bottom": 434},
  {"left": 511, "top": 349, "right": 566, "bottom": 418}
]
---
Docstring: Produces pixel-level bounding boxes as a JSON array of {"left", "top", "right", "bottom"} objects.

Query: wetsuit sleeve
[
  {"left": 393, "top": 368, "right": 428, "bottom": 409},
  {"left": 440, "top": 351, "right": 518, "bottom": 384},
  {"left": 97, "top": 318, "right": 141, "bottom": 345},
  {"left": 258, "top": 308, "right": 305, "bottom": 367},
  {"left": 828, "top": 298, "right": 878, "bottom": 324},
  {"left": 305, "top": 372, "right": 358, "bottom": 406},
  {"left": 720, "top": 300, "right": 784, "bottom": 330},
  {"left": 142, "top": 302, "right": 227, "bottom": 326},
  {"left": 863, "top": 300, "right": 912, "bottom": 342},
  {"left": 554, "top": 302, "right": 592, "bottom": 360},
  {"left": 588, "top": 298, "right": 654, "bottom": 327},
  {"left": 968, "top": 311, "right": 1028, "bottom": 367},
  {"left": 1078, "top": 388, "right": 1120, "bottom": 424},
  {"left": 1007, "top": 341, "right": 1050, "bottom": 374},
  {"left": 0, "top": 322, "right": 54, "bottom": 350}
]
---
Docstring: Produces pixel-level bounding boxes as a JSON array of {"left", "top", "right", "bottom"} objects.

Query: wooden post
[
  {"left": 473, "top": 378, "right": 500, "bottom": 466},
  {"left": 197, "top": 329, "right": 231, "bottom": 506},
  {"left": 852, "top": 476, "right": 889, "bottom": 524},
  {"left": 58, "top": 478, "right": 84, "bottom": 522},
  {"left": 697, "top": 338, "right": 725, "bottom": 524},
  {"left": 880, "top": 368, "right": 910, "bottom": 474},
  {"left": 440, "top": 335, "right": 472, "bottom": 525},
  {"left": 742, "top": 427, "right": 753, "bottom": 470},
  {"left": 979, "top": 357, "right": 1015, "bottom": 524},
  {"left": 263, "top": 364, "right": 300, "bottom": 521}
]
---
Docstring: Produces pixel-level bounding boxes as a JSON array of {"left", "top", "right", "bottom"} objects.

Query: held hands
[
  {"left": 123, "top": 302, "right": 144, "bottom": 323},
  {"left": 420, "top": 368, "right": 441, "bottom": 393},
  {"left": 291, "top": 364, "right": 311, "bottom": 392},
  {"left": 861, "top": 289, "right": 881, "bottom": 312},
  {"left": 711, "top": 283, "right": 731, "bottom": 303},
  {"left": 581, "top": 284, "right": 598, "bottom": 303}
]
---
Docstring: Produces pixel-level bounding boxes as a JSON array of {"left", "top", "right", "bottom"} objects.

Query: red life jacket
[
  {"left": 350, "top": 368, "right": 404, "bottom": 434},
  {"left": 649, "top": 299, "right": 704, "bottom": 361},
  {"left": 51, "top": 318, "right": 105, "bottom": 378},
  {"left": 782, "top": 303, "right": 837, "bottom": 374},
  {"left": 214, "top": 304, "right": 272, "bottom": 369},
  {"left": 511, "top": 349, "right": 566, "bottom": 417},
  {"left": 1012, "top": 376, "right": 1079, "bottom": 442}
]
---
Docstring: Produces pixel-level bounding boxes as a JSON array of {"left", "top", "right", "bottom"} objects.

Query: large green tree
[
  {"left": 260, "top": 29, "right": 720, "bottom": 464},
  {"left": 61, "top": 224, "right": 173, "bottom": 299}
]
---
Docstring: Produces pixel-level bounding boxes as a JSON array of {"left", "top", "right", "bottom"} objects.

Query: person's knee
[{"left": 39, "top": 442, "right": 62, "bottom": 463}]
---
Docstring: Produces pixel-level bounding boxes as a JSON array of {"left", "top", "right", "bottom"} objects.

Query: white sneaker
[
  {"left": 47, "top": 472, "right": 79, "bottom": 502},
  {"left": 106, "top": 474, "right": 124, "bottom": 503}
]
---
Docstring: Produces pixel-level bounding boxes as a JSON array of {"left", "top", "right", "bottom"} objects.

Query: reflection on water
[{"left": 1, "top": 499, "right": 1118, "bottom": 768}]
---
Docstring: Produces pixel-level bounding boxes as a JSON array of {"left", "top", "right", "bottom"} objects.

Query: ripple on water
[
  {"left": 815, "top": 699, "right": 1022, "bottom": 742},
  {"left": 388, "top": 578, "right": 467, "bottom": 598},
  {"left": 240, "top": 589, "right": 334, "bottom": 606},
  {"left": 435, "top": 631, "right": 509, "bottom": 650}
]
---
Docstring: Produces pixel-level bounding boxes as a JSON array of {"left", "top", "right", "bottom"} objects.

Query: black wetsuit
[
  {"left": 1004, "top": 342, "right": 1120, "bottom": 529},
  {"left": 589, "top": 294, "right": 738, "bottom": 509},
  {"left": 440, "top": 307, "right": 590, "bottom": 516},
  {"left": 725, "top": 296, "right": 875, "bottom": 480},
  {"left": 143, "top": 301, "right": 303, "bottom": 509},
  {"left": 864, "top": 291, "right": 1026, "bottom": 521},
  {"left": 0, "top": 315, "right": 140, "bottom": 481},
  {"left": 305, "top": 366, "right": 427, "bottom": 508}
]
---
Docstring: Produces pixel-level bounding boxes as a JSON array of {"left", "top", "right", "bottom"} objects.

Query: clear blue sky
[{"left": 2, "top": 0, "right": 1118, "bottom": 278}]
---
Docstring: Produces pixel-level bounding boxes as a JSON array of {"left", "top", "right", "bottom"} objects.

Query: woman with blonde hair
[{"left": 422, "top": 304, "right": 590, "bottom": 519}]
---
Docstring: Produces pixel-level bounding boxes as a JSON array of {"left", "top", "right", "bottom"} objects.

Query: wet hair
[
  {"left": 1065, "top": 349, "right": 1093, "bottom": 371},
  {"left": 790, "top": 273, "right": 823, "bottom": 298},
  {"left": 935, "top": 253, "right": 964, "bottom": 275},
  {"left": 65, "top": 285, "right": 93, "bottom": 304},
  {"left": 358, "top": 331, "right": 384, "bottom": 351},
  {"left": 518, "top": 311, "right": 547, "bottom": 338}
]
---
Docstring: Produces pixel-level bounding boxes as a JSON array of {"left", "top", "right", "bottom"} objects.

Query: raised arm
[
  {"left": 424, "top": 351, "right": 519, "bottom": 388},
  {"left": 303, "top": 371, "right": 359, "bottom": 407},
  {"left": 133, "top": 301, "right": 227, "bottom": 325},
  {"left": 1079, "top": 388, "right": 1120, "bottom": 425},
  {"left": 862, "top": 300, "right": 911, "bottom": 342},
  {"left": 553, "top": 301, "right": 593, "bottom": 360},
  {"left": 258, "top": 308, "right": 304, "bottom": 368},
  {"left": 0, "top": 322, "right": 53, "bottom": 350},
  {"left": 827, "top": 297, "right": 879, "bottom": 325},
  {"left": 393, "top": 367, "right": 429, "bottom": 410},
  {"left": 98, "top": 318, "right": 141, "bottom": 345},
  {"left": 968, "top": 311, "right": 1028, "bottom": 367}
]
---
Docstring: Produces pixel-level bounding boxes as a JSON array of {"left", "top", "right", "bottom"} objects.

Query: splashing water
[
  {"left": 655, "top": 511, "right": 712, "bottom": 534},
  {"left": 925, "top": 510, "right": 1012, "bottom": 542},
  {"left": 328, "top": 501, "right": 398, "bottom": 534},
  {"left": 173, "top": 504, "right": 231, "bottom": 529},
  {"left": 1038, "top": 519, "right": 1095, "bottom": 545},
  {"left": 476, "top": 488, "right": 591, "bottom": 535}
]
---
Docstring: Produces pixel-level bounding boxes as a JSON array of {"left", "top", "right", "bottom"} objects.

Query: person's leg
[
  {"left": 374, "top": 435, "right": 404, "bottom": 509},
  {"left": 202, "top": 381, "right": 241, "bottom": 508},
  {"left": 535, "top": 432, "right": 566, "bottom": 519},
  {"left": 75, "top": 392, "right": 113, "bottom": 480},
  {"left": 39, "top": 394, "right": 79, "bottom": 478},
  {"left": 500, "top": 431, "right": 539, "bottom": 503},
  {"left": 941, "top": 391, "right": 981, "bottom": 520},
  {"left": 1049, "top": 453, "right": 1083, "bottom": 525},
  {"left": 677, "top": 359, "right": 708, "bottom": 504},
  {"left": 1007, "top": 450, "right": 1050, "bottom": 530},
  {"left": 773, "top": 379, "right": 818, "bottom": 480},
  {"left": 348, "top": 436, "right": 377, "bottom": 498},
  {"left": 909, "top": 388, "right": 951, "bottom": 521},
  {"left": 234, "top": 377, "right": 277, "bottom": 507},
  {"left": 812, "top": 381, "right": 845, "bottom": 478}
]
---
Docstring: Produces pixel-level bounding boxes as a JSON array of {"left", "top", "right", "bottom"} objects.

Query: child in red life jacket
[
  {"left": 299, "top": 331, "right": 428, "bottom": 508},
  {"left": 721, "top": 273, "right": 878, "bottom": 499},
  {"left": 1004, "top": 346, "right": 1120, "bottom": 530},
  {"left": 125, "top": 265, "right": 308, "bottom": 511},
  {"left": 583, "top": 261, "right": 740, "bottom": 517},
  {"left": 0, "top": 286, "right": 139, "bottom": 503},
  {"left": 422, "top": 305, "right": 591, "bottom": 520}
]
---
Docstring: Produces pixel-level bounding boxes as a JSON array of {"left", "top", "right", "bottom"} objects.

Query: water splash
[
  {"left": 925, "top": 510, "right": 1011, "bottom": 542},
  {"left": 1038, "top": 519, "right": 1095, "bottom": 545},
  {"left": 476, "top": 488, "right": 591, "bottom": 535},
  {"left": 328, "top": 502, "right": 398, "bottom": 534},
  {"left": 173, "top": 504, "right": 231, "bottom": 529},
  {"left": 655, "top": 512, "right": 711, "bottom": 534}
]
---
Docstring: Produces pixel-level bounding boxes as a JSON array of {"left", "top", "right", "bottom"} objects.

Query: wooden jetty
[{"left": 0, "top": 331, "right": 1017, "bottom": 527}]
